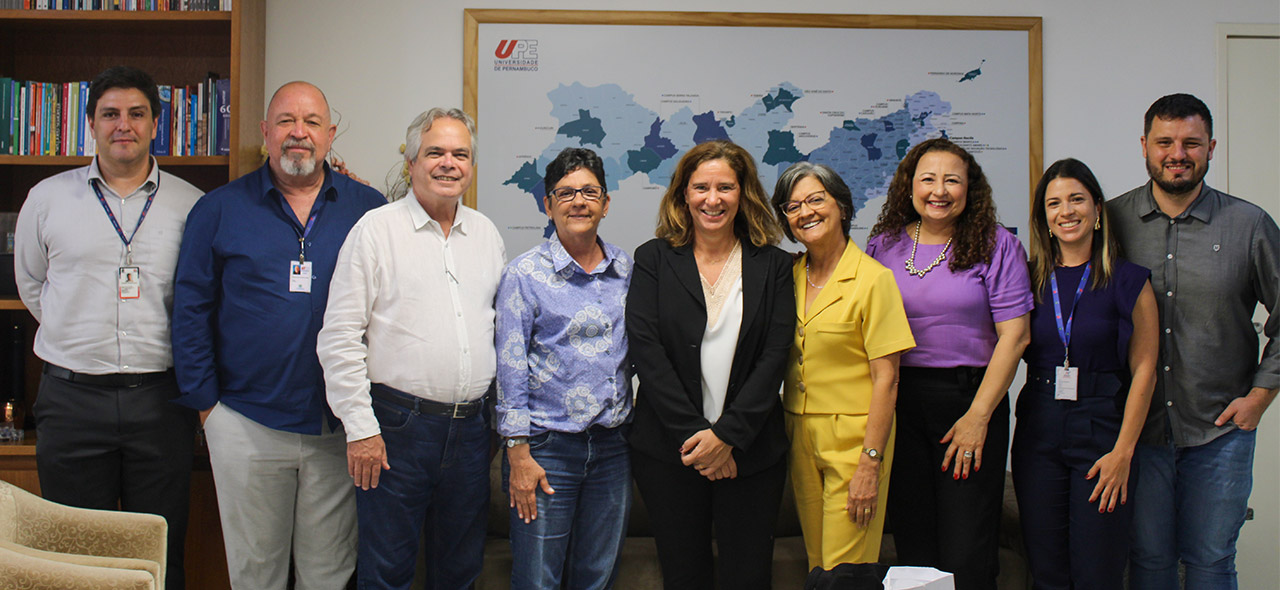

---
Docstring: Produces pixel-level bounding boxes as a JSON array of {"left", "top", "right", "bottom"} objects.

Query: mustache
[{"left": 282, "top": 138, "right": 315, "bottom": 151}]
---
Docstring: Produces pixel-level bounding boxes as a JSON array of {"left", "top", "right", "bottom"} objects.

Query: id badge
[
  {"left": 289, "top": 260, "right": 313, "bottom": 293},
  {"left": 1055, "top": 366, "right": 1079, "bottom": 401},
  {"left": 118, "top": 266, "right": 141, "bottom": 299}
]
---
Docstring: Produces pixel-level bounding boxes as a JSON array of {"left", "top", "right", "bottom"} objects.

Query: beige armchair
[{"left": 0, "top": 479, "right": 166, "bottom": 590}]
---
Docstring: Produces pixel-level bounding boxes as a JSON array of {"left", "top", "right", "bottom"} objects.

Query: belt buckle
[{"left": 452, "top": 403, "right": 464, "bottom": 419}]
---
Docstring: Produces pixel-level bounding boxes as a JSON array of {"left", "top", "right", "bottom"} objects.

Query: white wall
[
  {"left": 264, "top": 0, "right": 1279, "bottom": 582},
  {"left": 264, "top": 0, "right": 1278, "bottom": 199}
]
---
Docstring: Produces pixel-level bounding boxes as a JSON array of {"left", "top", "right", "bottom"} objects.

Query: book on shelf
[
  {"left": 152, "top": 84, "right": 170, "bottom": 156},
  {"left": 0, "top": 75, "right": 223, "bottom": 158},
  {"left": 214, "top": 77, "right": 229, "bottom": 156},
  {"left": 0, "top": 78, "right": 10, "bottom": 155}
]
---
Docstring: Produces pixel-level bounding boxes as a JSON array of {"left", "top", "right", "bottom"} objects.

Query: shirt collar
[
  {"left": 87, "top": 156, "right": 160, "bottom": 198},
  {"left": 1136, "top": 180, "right": 1216, "bottom": 223},
  {"left": 405, "top": 194, "right": 468, "bottom": 236},
  {"left": 547, "top": 231, "right": 620, "bottom": 276},
  {"left": 258, "top": 161, "right": 337, "bottom": 204}
]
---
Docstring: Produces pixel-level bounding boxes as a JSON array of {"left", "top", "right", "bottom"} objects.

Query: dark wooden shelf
[{"left": 0, "top": 8, "right": 231, "bottom": 23}]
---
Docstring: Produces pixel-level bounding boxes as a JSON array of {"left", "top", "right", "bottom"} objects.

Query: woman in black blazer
[{"left": 626, "top": 140, "right": 796, "bottom": 590}]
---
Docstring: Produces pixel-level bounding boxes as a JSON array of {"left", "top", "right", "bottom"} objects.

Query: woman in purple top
[
  {"left": 1013, "top": 158, "right": 1157, "bottom": 590},
  {"left": 865, "top": 138, "right": 1032, "bottom": 590}
]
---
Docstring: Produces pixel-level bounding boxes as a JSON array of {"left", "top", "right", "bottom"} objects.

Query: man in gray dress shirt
[
  {"left": 1108, "top": 93, "right": 1279, "bottom": 590},
  {"left": 14, "top": 66, "right": 204, "bottom": 590}
]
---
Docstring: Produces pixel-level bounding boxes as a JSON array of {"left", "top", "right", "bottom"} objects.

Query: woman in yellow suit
[{"left": 771, "top": 162, "right": 916, "bottom": 568}]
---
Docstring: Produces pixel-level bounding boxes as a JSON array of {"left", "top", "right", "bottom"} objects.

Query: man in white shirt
[
  {"left": 14, "top": 66, "right": 204, "bottom": 590},
  {"left": 318, "top": 107, "right": 505, "bottom": 589}
]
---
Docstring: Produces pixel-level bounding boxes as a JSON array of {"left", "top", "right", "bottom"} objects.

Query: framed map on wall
[{"left": 464, "top": 10, "right": 1042, "bottom": 256}]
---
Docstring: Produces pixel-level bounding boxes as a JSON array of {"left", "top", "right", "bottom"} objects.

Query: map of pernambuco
[
  {"left": 477, "top": 24, "right": 1031, "bottom": 256},
  {"left": 504, "top": 83, "right": 955, "bottom": 241}
]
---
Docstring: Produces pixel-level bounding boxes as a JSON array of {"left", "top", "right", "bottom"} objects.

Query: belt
[
  {"left": 43, "top": 363, "right": 173, "bottom": 388},
  {"left": 900, "top": 365, "right": 987, "bottom": 388},
  {"left": 1026, "top": 367, "right": 1124, "bottom": 399},
  {"left": 370, "top": 383, "right": 485, "bottom": 419}
]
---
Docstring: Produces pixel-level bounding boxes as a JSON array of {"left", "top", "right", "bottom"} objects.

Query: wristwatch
[
  {"left": 862, "top": 447, "right": 883, "bottom": 461},
  {"left": 505, "top": 436, "right": 529, "bottom": 448}
]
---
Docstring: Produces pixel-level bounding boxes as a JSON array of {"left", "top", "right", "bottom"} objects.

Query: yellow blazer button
[{"left": 798, "top": 382, "right": 807, "bottom": 392}]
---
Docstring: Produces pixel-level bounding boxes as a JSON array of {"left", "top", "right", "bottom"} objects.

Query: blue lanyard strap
[
  {"left": 91, "top": 177, "right": 159, "bottom": 265},
  {"left": 297, "top": 211, "right": 318, "bottom": 263},
  {"left": 1050, "top": 262, "right": 1091, "bottom": 367}
]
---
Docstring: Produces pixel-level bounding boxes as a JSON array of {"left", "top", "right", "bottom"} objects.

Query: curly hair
[
  {"left": 868, "top": 137, "right": 1000, "bottom": 271},
  {"left": 655, "top": 140, "right": 781, "bottom": 248}
]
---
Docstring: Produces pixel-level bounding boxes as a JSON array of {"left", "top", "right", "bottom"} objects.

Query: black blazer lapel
[
  {"left": 737, "top": 240, "right": 765, "bottom": 349},
  {"left": 667, "top": 243, "right": 706, "bottom": 309}
]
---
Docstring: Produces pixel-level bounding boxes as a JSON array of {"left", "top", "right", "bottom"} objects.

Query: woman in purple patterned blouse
[{"left": 865, "top": 138, "right": 1033, "bottom": 590}]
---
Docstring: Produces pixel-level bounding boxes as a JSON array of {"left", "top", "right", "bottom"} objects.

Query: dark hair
[
  {"left": 1028, "top": 158, "right": 1119, "bottom": 301},
  {"left": 1144, "top": 93, "right": 1213, "bottom": 138},
  {"left": 87, "top": 66, "right": 161, "bottom": 120},
  {"left": 869, "top": 137, "right": 999, "bottom": 271},
  {"left": 770, "top": 161, "right": 853, "bottom": 242},
  {"left": 544, "top": 147, "right": 607, "bottom": 195},
  {"left": 655, "top": 140, "right": 781, "bottom": 248}
]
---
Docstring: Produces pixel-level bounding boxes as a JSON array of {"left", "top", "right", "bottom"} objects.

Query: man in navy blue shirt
[{"left": 171, "top": 81, "right": 385, "bottom": 590}]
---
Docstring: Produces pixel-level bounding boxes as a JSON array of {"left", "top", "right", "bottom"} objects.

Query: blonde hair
[{"left": 655, "top": 140, "right": 781, "bottom": 248}]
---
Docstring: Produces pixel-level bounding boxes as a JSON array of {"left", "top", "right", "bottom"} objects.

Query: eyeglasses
[
  {"left": 781, "top": 192, "right": 830, "bottom": 217},
  {"left": 549, "top": 185, "right": 606, "bottom": 202}
]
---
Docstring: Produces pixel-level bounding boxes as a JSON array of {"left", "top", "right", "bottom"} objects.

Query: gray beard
[{"left": 279, "top": 154, "right": 317, "bottom": 177}]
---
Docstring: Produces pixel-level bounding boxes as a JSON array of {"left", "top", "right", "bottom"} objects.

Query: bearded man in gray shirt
[{"left": 1108, "top": 93, "right": 1279, "bottom": 590}]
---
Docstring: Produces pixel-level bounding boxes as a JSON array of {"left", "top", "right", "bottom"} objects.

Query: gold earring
[
  {"left": 1094, "top": 218, "right": 1101, "bottom": 230},
  {"left": 1048, "top": 229, "right": 1054, "bottom": 239}
]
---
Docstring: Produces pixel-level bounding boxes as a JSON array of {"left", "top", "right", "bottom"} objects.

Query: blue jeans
[
  {"left": 1129, "top": 428, "right": 1255, "bottom": 590},
  {"left": 356, "top": 392, "right": 490, "bottom": 590},
  {"left": 502, "top": 426, "right": 632, "bottom": 590}
]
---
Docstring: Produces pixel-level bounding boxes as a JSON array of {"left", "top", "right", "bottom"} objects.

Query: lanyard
[
  {"left": 91, "top": 177, "right": 159, "bottom": 266},
  {"left": 297, "top": 212, "right": 318, "bottom": 263},
  {"left": 1050, "top": 262, "right": 1091, "bottom": 368}
]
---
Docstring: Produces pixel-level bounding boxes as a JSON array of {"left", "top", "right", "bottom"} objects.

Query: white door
[{"left": 1217, "top": 23, "right": 1280, "bottom": 590}]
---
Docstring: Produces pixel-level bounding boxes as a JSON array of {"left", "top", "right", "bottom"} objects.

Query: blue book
[
  {"left": 79, "top": 81, "right": 88, "bottom": 156},
  {"left": 0, "top": 78, "right": 10, "bottom": 155},
  {"left": 215, "top": 78, "right": 230, "bottom": 155},
  {"left": 153, "top": 85, "right": 171, "bottom": 156}
]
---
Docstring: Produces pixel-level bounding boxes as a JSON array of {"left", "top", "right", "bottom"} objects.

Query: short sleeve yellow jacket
[{"left": 785, "top": 240, "right": 916, "bottom": 415}]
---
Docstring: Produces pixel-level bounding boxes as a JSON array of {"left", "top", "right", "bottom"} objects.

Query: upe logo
[
  {"left": 495, "top": 39, "right": 538, "bottom": 59},
  {"left": 494, "top": 39, "right": 539, "bottom": 71}
]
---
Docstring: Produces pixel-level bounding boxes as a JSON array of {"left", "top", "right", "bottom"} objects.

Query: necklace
[
  {"left": 805, "top": 260, "right": 826, "bottom": 289},
  {"left": 697, "top": 245, "right": 734, "bottom": 266},
  {"left": 904, "top": 221, "right": 953, "bottom": 278}
]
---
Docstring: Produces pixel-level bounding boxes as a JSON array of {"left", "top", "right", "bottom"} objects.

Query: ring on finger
[{"left": 962, "top": 450, "right": 975, "bottom": 458}]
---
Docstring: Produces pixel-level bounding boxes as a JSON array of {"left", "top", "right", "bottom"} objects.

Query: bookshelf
[
  {"left": 0, "top": 6, "right": 263, "bottom": 588},
  {"left": 0, "top": 3, "right": 264, "bottom": 323}
]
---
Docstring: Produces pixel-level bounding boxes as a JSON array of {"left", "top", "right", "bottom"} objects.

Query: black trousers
[
  {"left": 1011, "top": 369, "right": 1133, "bottom": 590},
  {"left": 631, "top": 450, "right": 787, "bottom": 590},
  {"left": 887, "top": 366, "right": 1008, "bottom": 590},
  {"left": 34, "top": 370, "right": 196, "bottom": 590}
]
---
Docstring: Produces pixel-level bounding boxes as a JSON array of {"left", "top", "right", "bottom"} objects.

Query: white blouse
[{"left": 698, "top": 244, "right": 743, "bottom": 423}]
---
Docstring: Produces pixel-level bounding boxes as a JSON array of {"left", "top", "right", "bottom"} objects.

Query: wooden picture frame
[{"left": 464, "top": 9, "right": 1042, "bottom": 252}]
